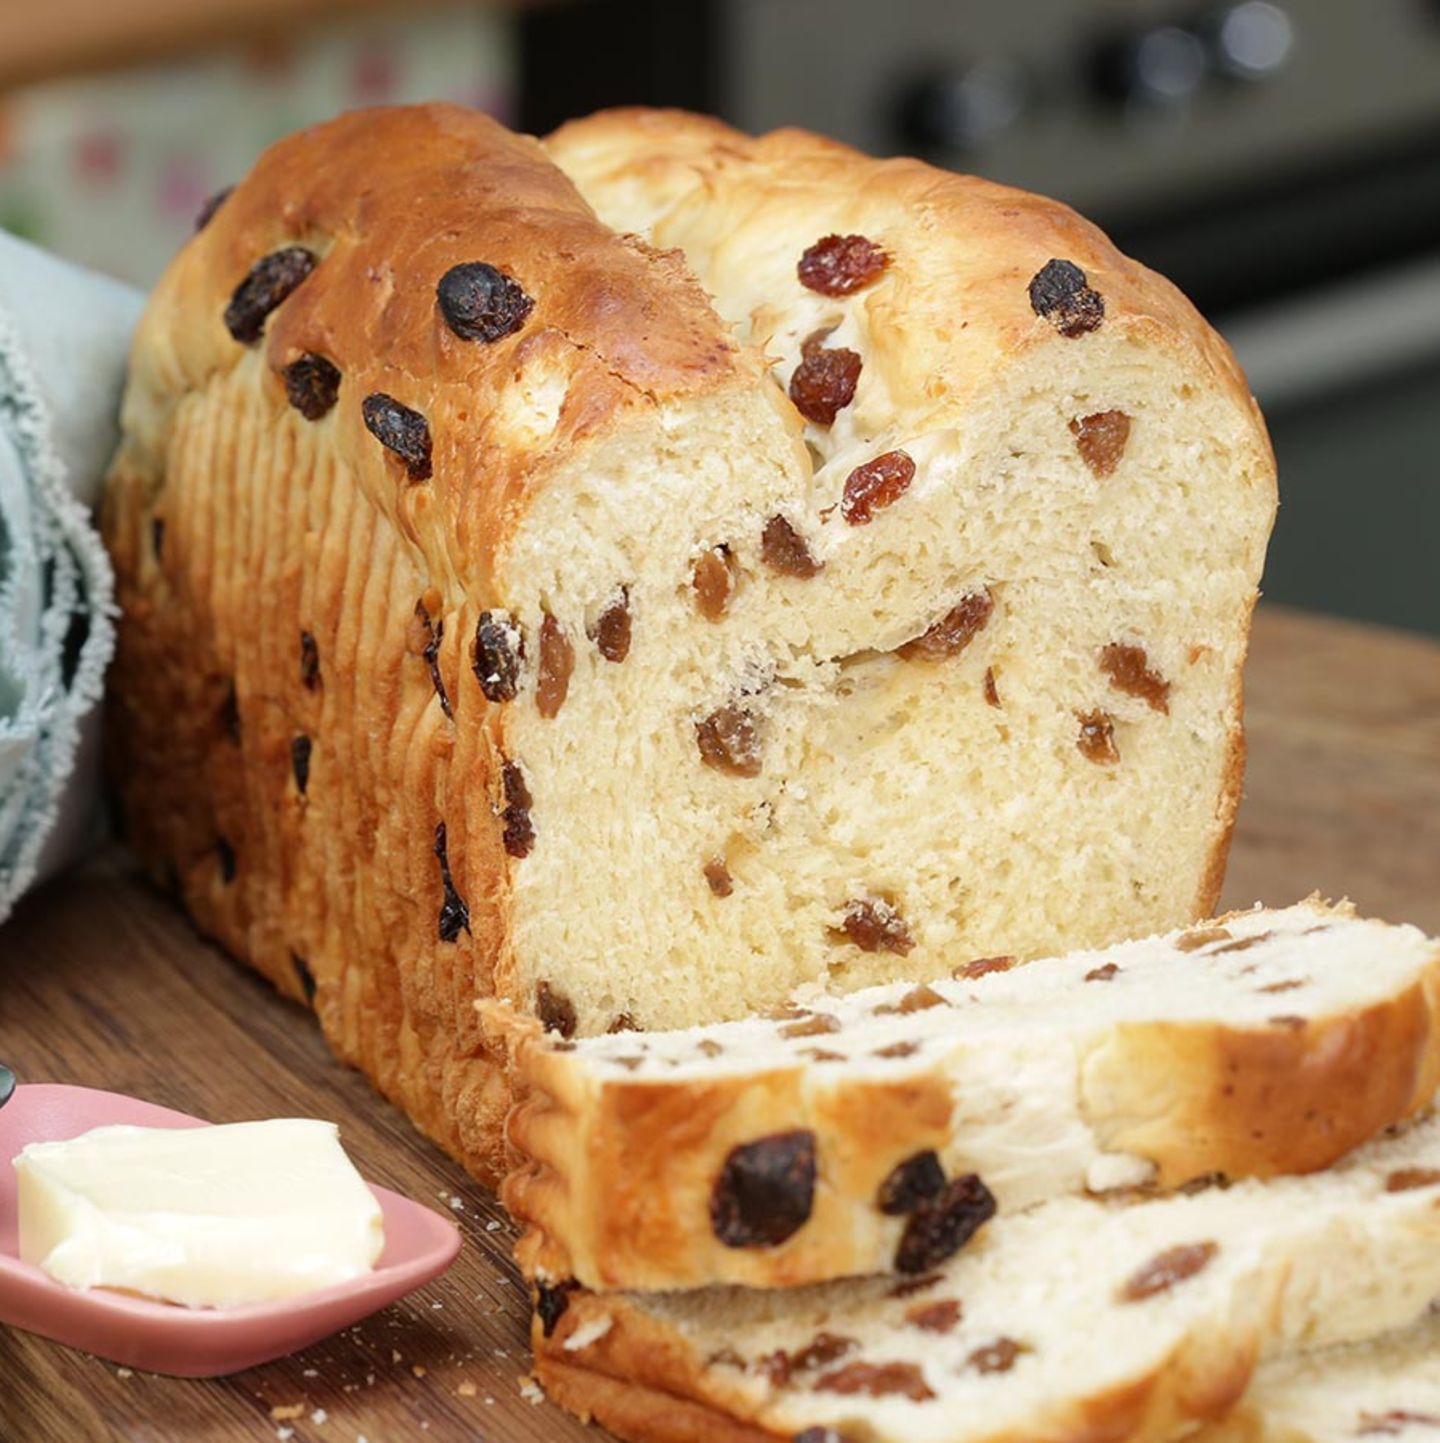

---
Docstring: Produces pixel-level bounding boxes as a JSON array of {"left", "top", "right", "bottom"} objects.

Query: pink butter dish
[{"left": 0, "top": 1083, "right": 462, "bottom": 1376}]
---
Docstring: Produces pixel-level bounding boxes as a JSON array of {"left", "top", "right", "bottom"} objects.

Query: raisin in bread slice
[
  {"left": 105, "top": 103, "right": 1272, "bottom": 1185},
  {"left": 1193, "top": 1313, "right": 1440, "bottom": 1443},
  {"left": 532, "top": 1115, "right": 1440, "bottom": 1443},
  {"left": 496, "top": 900, "right": 1440, "bottom": 1291}
]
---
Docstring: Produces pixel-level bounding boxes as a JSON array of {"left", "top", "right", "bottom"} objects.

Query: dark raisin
[
  {"left": 433, "top": 822, "right": 470, "bottom": 943},
  {"left": 1086, "top": 962, "right": 1119, "bottom": 982},
  {"left": 875, "top": 984, "right": 947, "bottom": 1015},
  {"left": 291, "top": 735, "right": 312, "bottom": 794},
  {"left": 889, "top": 1272, "right": 944, "bottom": 1299},
  {"left": 798, "top": 234, "right": 890, "bottom": 296},
  {"left": 1028, "top": 258, "right": 1105, "bottom": 338},
  {"left": 292, "top": 953, "right": 317, "bottom": 1005},
  {"left": 815, "top": 1361, "right": 934, "bottom": 1402},
  {"left": 761, "top": 516, "right": 823, "bottom": 578},
  {"left": 220, "top": 684, "right": 241, "bottom": 745},
  {"left": 906, "top": 1299, "right": 962, "bottom": 1334},
  {"left": 361, "top": 393, "right": 432, "bottom": 481},
  {"left": 696, "top": 705, "right": 763, "bottom": 778},
  {"left": 1100, "top": 642, "right": 1171, "bottom": 714},
  {"left": 780, "top": 1014, "right": 840, "bottom": 1039},
  {"left": 536, "top": 613, "right": 574, "bottom": 719},
  {"left": 224, "top": 246, "right": 317, "bottom": 346},
  {"left": 953, "top": 954, "right": 1016, "bottom": 980},
  {"left": 1176, "top": 927, "right": 1232, "bottom": 952},
  {"left": 1077, "top": 710, "right": 1120, "bottom": 765},
  {"left": 194, "top": 185, "right": 232, "bottom": 231},
  {"left": 693, "top": 547, "right": 736, "bottom": 620},
  {"left": 1386, "top": 1169, "right": 1440, "bottom": 1193},
  {"left": 704, "top": 857, "right": 735, "bottom": 897},
  {"left": 760, "top": 1333, "right": 855, "bottom": 1386},
  {"left": 968, "top": 1338, "right": 1023, "bottom": 1375},
  {"left": 842, "top": 450, "right": 916, "bottom": 526},
  {"left": 473, "top": 611, "right": 522, "bottom": 703},
  {"left": 283, "top": 353, "right": 341, "bottom": 421},
  {"left": 895, "top": 1173, "right": 996, "bottom": 1273},
  {"left": 536, "top": 982, "right": 578, "bottom": 1038},
  {"left": 151, "top": 517, "right": 165, "bottom": 559},
  {"left": 838, "top": 898, "right": 913, "bottom": 955},
  {"left": 1071, "top": 410, "right": 1132, "bottom": 477},
  {"left": 299, "top": 631, "right": 320, "bottom": 691},
  {"left": 789, "top": 332, "right": 862, "bottom": 426},
  {"left": 1119, "top": 1241, "right": 1218, "bottom": 1301},
  {"left": 436, "top": 261, "right": 534, "bottom": 343},
  {"left": 535, "top": 1279, "right": 578, "bottom": 1338},
  {"left": 710, "top": 1131, "right": 817, "bottom": 1248},
  {"left": 417, "top": 607, "right": 452, "bottom": 719},
  {"left": 217, "top": 836, "right": 236, "bottom": 883},
  {"left": 897, "top": 590, "right": 994, "bottom": 661},
  {"left": 877, "top": 1150, "right": 946, "bottom": 1215},
  {"left": 984, "top": 666, "right": 1001, "bottom": 707},
  {"left": 593, "top": 591, "right": 631, "bottom": 662},
  {"left": 501, "top": 760, "right": 535, "bottom": 859}
]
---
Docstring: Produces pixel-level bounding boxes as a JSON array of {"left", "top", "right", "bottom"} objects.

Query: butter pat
[{"left": 15, "top": 1119, "right": 384, "bottom": 1308}]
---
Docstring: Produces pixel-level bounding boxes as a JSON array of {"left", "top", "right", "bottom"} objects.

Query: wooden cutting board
[{"left": 1, "top": 604, "right": 1437, "bottom": 1443}]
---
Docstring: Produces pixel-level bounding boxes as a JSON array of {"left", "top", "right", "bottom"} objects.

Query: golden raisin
[
  {"left": 842, "top": 450, "right": 915, "bottom": 525},
  {"left": 968, "top": 1338, "right": 1023, "bottom": 1374},
  {"left": 953, "top": 955, "right": 1016, "bottom": 980},
  {"left": 704, "top": 857, "right": 734, "bottom": 897},
  {"left": 897, "top": 590, "right": 994, "bottom": 661},
  {"left": 1070, "top": 410, "right": 1132, "bottom": 477},
  {"left": 798, "top": 234, "right": 890, "bottom": 296},
  {"left": 815, "top": 1361, "right": 933, "bottom": 1402},
  {"left": 906, "top": 1299, "right": 963, "bottom": 1334},
  {"left": 838, "top": 898, "right": 914, "bottom": 955},
  {"left": 983, "top": 666, "right": 1001, "bottom": 707},
  {"left": 536, "top": 613, "right": 574, "bottom": 719},
  {"left": 789, "top": 331, "right": 863, "bottom": 426},
  {"left": 692, "top": 547, "right": 736, "bottom": 620},
  {"left": 875, "top": 984, "right": 947, "bottom": 1014},
  {"left": 593, "top": 590, "right": 631, "bottom": 663},
  {"left": 761, "top": 516, "right": 822, "bottom": 578},
  {"left": 1100, "top": 642, "right": 1171, "bottom": 714},
  {"left": 696, "top": 705, "right": 763, "bottom": 777},
  {"left": 1120, "top": 1242, "right": 1218, "bottom": 1302},
  {"left": 1077, "top": 710, "right": 1120, "bottom": 765}
]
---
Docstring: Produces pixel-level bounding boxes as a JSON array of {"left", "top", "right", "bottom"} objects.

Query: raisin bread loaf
[
  {"left": 533, "top": 1115, "right": 1440, "bottom": 1443},
  {"left": 1194, "top": 1316, "right": 1440, "bottom": 1442},
  {"left": 103, "top": 103, "right": 1273, "bottom": 1183},
  {"left": 497, "top": 900, "right": 1440, "bottom": 1290}
]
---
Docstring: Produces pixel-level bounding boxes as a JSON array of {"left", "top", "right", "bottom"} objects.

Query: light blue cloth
[{"left": 0, "top": 232, "right": 143, "bottom": 924}]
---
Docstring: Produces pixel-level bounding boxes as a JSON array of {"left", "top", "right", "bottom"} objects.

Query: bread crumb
[
  {"left": 484, "top": 1219, "right": 502, "bottom": 1232},
  {"left": 270, "top": 1406, "right": 305, "bottom": 1421},
  {"left": 412, "top": 1365, "right": 427, "bottom": 1378},
  {"left": 391, "top": 1350, "right": 403, "bottom": 1364},
  {"left": 519, "top": 1376, "right": 545, "bottom": 1405},
  {"left": 116, "top": 1368, "right": 133, "bottom": 1379},
  {"left": 448, "top": 1195, "right": 464, "bottom": 1211},
  {"left": 311, "top": 1408, "right": 328, "bottom": 1425},
  {"left": 457, "top": 1381, "right": 477, "bottom": 1397},
  {"left": 302, "top": 1368, "right": 318, "bottom": 1378},
  {"left": 276, "top": 1431, "right": 294, "bottom": 1442}
]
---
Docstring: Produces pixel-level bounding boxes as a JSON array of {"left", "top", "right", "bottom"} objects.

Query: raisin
[
  {"left": 704, "top": 858, "right": 735, "bottom": 897},
  {"left": 838, "top": 898, "right": 913, "bottom": 955},
  {"left": 898, "top": 590, "right": 995, "bottom": 661},
  {"left": 877, "top": 1151, "right": 946, "bottom": 1215},
  {"left": 895, "top": 1174, "right": 996, "bottom": 1273},
  {"left": 1269, "top": 1015, "right": 1307, "bottom": 1031},
  {"left": 473, "top": 611, "right": 522, "bottom": 703},
  {"left": 608, "top": 1013, "right": 639, "bottom": 1034},
  {"left": 194, "top": 185, "right": 232, "bottom": 231},
  {"left": 968, "top": 1338, "right": 1023, "bottom": 1374},
  {"left": 282, "top": 353, "right": 341, "bottom": 421},
  {"left": 780, "top": 1014, "right": 841, "bottom": 1040},
  {"left": 593, "top": 591, "right": 631, "bottom": 662},
  {"left": 536, "top": 982, "right": 578, "bottom": 1039},
  {"left": 1100, "top": 643, "right": 1171, "bottom": 714},
  {"left": 696, "top": 705, "right": 763, "bottom": 778},
  {"left": 1085, "top": 962, "right": 1119, "bottom": 982},
  {"left": 789, "top": 333, "right": 862, "bottom": 426},
  {"left": 362, "top": 393, "right": 432, "bottom": 481},
  {"left": 1028, "top": 258, "right": 1105, "bottom": 338},
  {"left": 710, "top": 1131, "right": 817, "bottom": 1248},
  {"left": 875, "top": 984, "right": 947, "bottom": 1015},
  {"left": 798, "top": 234, "right": 890, "bottom": 296},
  {"left": 1070, "top": 410, "right": 1132, "bottom": 477},
  {"left": 535, "top": 1279, "right": 578, "bottom": 1338},
  {"left": 697, "top": 1039, "right": 725, "bottom": 1058},
  {"left": 299, "top": 631, "right": 320, "bottom": 691},
  {"left": 1359, "top": 1414, "right": 1440, "bottom": 1435},
  {"left": 1176, "top": 927, "right": 1231, "bottom": 952},
  {"left": 842, "top": 450, "right": 916, "bottom": 525},
  {"left": 291, "top": 953, "right": 317, "bottom": 1005},
  {"left": 1385, "top": 1169, "right": 1440, "bottom": 1192},
  {"left": 1258, "top": 979, "right": 1304, "bottom": 994},
  {"left": 692, "top": 547, "right": 736, "bottom": 620},
  {"left": 220, "top": 684, "right": 241, "bottom": 745},
  {"left": 906, "top": 1299, "right": 962, "bottom": 1334},
  {"left": 501, "top": 760, "right": 535, "bottom": 858},
  {"left": 1119, "top": 1241, "right": 1218, "bottom": 1301},
  {"left": 984, "top": 666, "right": 1001, "bottom": 707},
  {"left": 815, "top": 1361, "right": 934, "bottom": 1402},
  {"left": 436, "top": 261, "right": 534, "bottom": 343},
  {"left": 875, "top": 1040, "right": 919, "bottom": 1059},
  {"left": 291, "top": 735, "right": 312, "bottom": 794},
  {"left": 759, "top": 1333, "right": 855, "bottom": 1386},
  {"left": 224, "top": 246, "right": 317, "bottom": 346},
  {"left": 1077, "top": 710, "right": 1120, "bottom": 765},
  {"left": 761, "top": 516, "right": 822, "bottom": 578},
  {"left": 889, "top": 1273, "right": 943, "bottom": 1299},
  {"left": 953, "top": 955, "right": 1016, "bottom": 980},
  {"left": 433, "top": 822, "right": 470, "bottom": 943},
  {"left": 217, "top": 837, "right": 236, "bottom": 883},
  {"left": 1213, "top": 933, "right": 1271, "bottom": 955},
  {"left": 536, "top": 613, "right": 574, "bottom": 719},
  {"left": 417, "top": 607, "right": 452, "bottom": 720},
  {"left": 151, "top": 517, "right": 165, "bottom": 559}
]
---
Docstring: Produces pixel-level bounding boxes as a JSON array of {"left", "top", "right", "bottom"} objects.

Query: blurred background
[{"left": 0, "top": 0, "right": 1435, "bottom": 636}]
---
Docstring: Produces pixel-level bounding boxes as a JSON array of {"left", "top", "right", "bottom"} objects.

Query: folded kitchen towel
[{"left": 0, "top": 231, "right": 142, "bottom": 925}]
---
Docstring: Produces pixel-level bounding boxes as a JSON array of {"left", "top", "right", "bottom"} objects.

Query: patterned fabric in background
[{"left": 0, "top": 6, "right": 514, "bottom": 288}]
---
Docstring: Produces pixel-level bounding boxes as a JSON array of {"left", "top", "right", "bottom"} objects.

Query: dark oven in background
[{"left": 523, "top": 0, "right": 1440, "bottom": 638}]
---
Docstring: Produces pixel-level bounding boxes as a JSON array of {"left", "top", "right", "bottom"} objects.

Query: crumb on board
[
  {"left": 520, "top": 1376, "right": 545, "bottom": 1405},
  {"left": 412, "top": 1364, "right": 427, "bottom": 1378},
  {"left": 311, "top": 1408, "right": 328, "bottom": 1425},
  {"left": 276, "top": 1430, "right": 294, "bottom": 1442},
  {"left": 458, "top": 1381, "right": 478, "bottom": 1397},
  {"left": 270, "top": 1405, "right": 305, "bottom": 1421}
]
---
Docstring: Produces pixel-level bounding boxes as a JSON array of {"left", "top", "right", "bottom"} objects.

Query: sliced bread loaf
[
  {"left": 497, "top": 900, "right": 1440, "bottom": 1290},
  {"left": 532, "top": 1114, "right": 1440, "bottom": 1443}
]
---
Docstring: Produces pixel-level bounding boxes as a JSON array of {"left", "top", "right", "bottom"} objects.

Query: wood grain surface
[{"left": 0, "top": 603, "right": 1436, "bottom": 1443}]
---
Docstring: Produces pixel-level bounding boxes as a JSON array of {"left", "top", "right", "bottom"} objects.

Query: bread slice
[
  {"left": 532, "top": 1114, "right": 1440, "bottom": 1443},
  {"left": 104, "top": 104, "right": 1273, "bottom": 1183},
  {"left": 1194, "top": 1316, "right": 1440, "bottom": 1442},
  {"left": 497, "top": 900, "right": 1440, "bottom": 1290}
]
